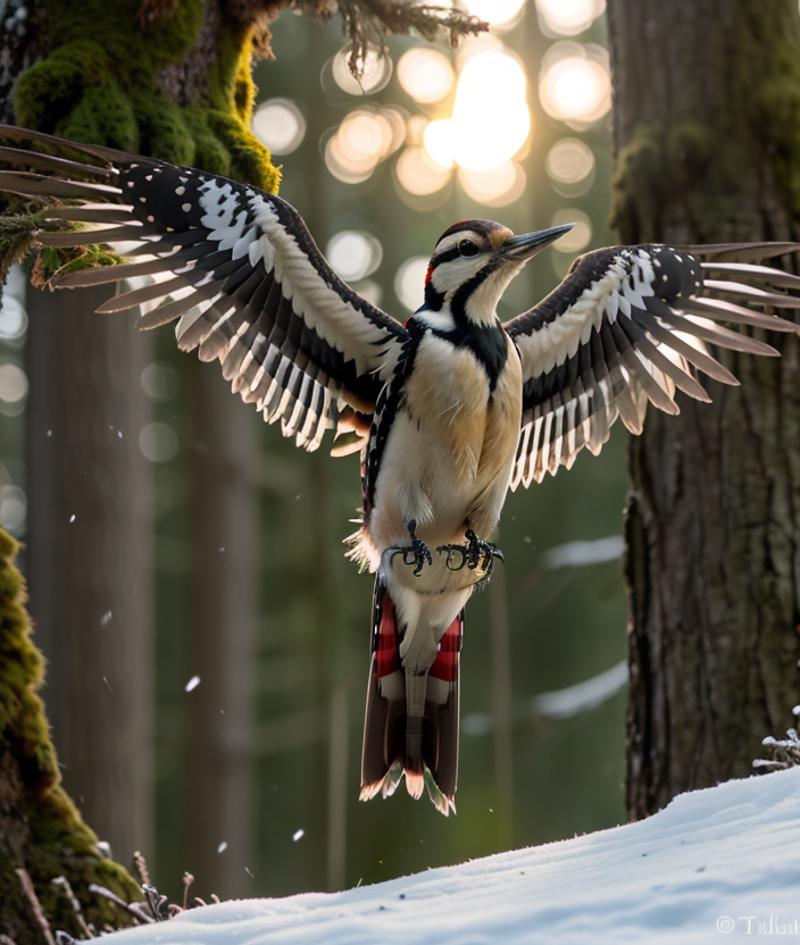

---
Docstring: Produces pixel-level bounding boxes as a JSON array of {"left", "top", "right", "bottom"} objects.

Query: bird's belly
[{"left": 369, "top": 335, "right": 522, "bottom": 550}]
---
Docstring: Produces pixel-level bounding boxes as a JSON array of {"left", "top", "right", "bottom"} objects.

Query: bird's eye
[{"left": 458, "top": 239, "right": 480, "bottom": 257}]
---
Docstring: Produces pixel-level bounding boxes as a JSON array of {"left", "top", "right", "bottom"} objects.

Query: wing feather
[
  {"left": 0, "top": 124, "right": 408, "bottom": 455},
  {"left": 506, "top": 243, "right": 799, "bottom": 486}
]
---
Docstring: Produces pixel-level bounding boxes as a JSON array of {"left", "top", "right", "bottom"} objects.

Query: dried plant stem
[
  {"left": 88, "top": 885, "right": 154, "bottom": 925},
  {"left": 15, "top": 869, "right": 56, "bottom": 945},
  {"left": 51, "top": 877, "right": 94, "bottom": 940}
]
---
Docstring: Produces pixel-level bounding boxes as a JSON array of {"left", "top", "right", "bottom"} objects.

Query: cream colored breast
[{"left": 404, "top": 334, "right": 491, "bottom": 481}]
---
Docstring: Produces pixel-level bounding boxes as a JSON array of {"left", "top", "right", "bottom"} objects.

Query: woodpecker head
[{"left": 421, "top": 219, "right": 574, "bottom": 326}]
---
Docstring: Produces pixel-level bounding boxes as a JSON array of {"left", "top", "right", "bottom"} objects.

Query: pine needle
[{"left": 0, "top": 206, "right": 48, "bottom": 284}]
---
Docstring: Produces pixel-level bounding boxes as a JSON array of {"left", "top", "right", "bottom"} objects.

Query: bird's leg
[
  {"left": 463, "top": 528, "right": 504, "bottom": 571},
  {"left": 399, "top": 519, "right": 433, "bottom": 576}
]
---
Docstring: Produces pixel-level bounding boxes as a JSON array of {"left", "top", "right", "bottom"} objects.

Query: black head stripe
[
  {"left": 424, "top": 280, "right": 445, "bottom": 311},
  {"left": 451, "top": 260, "right": 498, "bottom": 324},
  {"left": 430, "top": 245, "right": 464, "bottom": 268}
]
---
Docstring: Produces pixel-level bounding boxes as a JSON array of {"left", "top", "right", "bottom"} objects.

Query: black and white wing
[
  {"left": 504, "top": 242, "right": 800, "bottom": 488},
  {"left": 0, "top": 126, "right": 407, "bottom": 453}
]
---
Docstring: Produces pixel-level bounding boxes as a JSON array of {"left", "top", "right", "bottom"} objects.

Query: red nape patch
[
  {"left": 430, "top": 614, "right": 463, "bottom": 682},
  {"left": 424, "top": 262, "right": 434, "bottom": 286},
  {"left": 376, "top": 593, "right": 401, "bottom": 678}
]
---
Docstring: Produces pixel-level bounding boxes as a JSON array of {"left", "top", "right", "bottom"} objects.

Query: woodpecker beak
[{"left": 499, "top": 224, "right": 575, "bottom": 261}]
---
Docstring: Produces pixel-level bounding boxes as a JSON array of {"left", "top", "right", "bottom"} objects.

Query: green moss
[
  {"left": 13, "top": 1, "right": 279, "bottom": 193},
  {"left": 0, "top": 529, "right": 141, "bottom": 943}
]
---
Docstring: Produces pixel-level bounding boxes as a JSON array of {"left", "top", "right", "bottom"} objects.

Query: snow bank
[{"left": 103, "top": 767, "right": 800, "bottom": 944}]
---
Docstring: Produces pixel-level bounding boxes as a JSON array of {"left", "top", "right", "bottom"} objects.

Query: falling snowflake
[{"left": 185, "top": 675, "right": 201, "bottom": 692}]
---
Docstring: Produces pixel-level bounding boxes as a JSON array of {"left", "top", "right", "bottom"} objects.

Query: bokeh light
[
  {"left": 326, "top": 230, "right": 383, "bottom": 282},
  {"left": 539, "top": 44, "right": 611, "bottom": 127},
  {"left": 394, "top": 257, "right": 429, "bottom": 312},
  {"left": 550, "top": 208, "right": 593, "bottom": 253},
  {"left": 332, "top": 46, "right": 392, "bottom": 95},
  {"left": 397, "top": 48, "right": 455, "bottom": 104},
  {"left": 0, "top": 265, "right": 26, "bottom": 344},
  {"left": 382, "top": 107, "right": 409, "bottom": 153},
  {"left": 458, "top": 161, "right": 527, "bottom": 207},
  {"left": 0, "top": 362, "right": 27, "bottom": 409},
  {"left": 140, "top": 361, "right": 180, "bottom": 402},
  {"left": 139, "top": 422, "right": 179, "bottom": 463},
  {"left": 0, "top": 484, "right": 26, "bottom": 535},
  {"left": 422, "top": 120, "right": 454, "bottom": 169},
  {"left": 325, "top": 108, "right": 400, "bottom": 184},
  {"left": 546, "top": 137, "right": 596, "bottom": 196},
  {"left": 463, "top": 0, "right": 527, "bottom": 30},
  {"left": 252, "top": 99, "right": 306, "bottom": 155},
  {"left": 535, "top": 0, "right": 606, "bottom": 36},
  {"left": 353, "top": 278, "right": 382, "bottom": 308},
  {"left": 423, "top": 49, "right": 530, "bottom": 173},
  {"left": 546, "top": 137, "right": 595, "bottom": 184},
  {"left": 395, "top": 146, "right": 452, "bottom": 196}
]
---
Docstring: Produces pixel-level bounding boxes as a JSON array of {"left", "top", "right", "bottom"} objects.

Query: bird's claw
[
  {"left": 404, "top": 539, "right": 433, "bottom": 576},
  {"left": 435, "top": 530, "right": 503, "bottom": 573},
  {"left": 396, "top": 519, "right": 433, "bottom": 576},
  {"left": 464, "top": 529, "right": 503, "bottom": 571}
]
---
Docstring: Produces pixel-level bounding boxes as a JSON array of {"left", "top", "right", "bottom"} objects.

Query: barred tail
[{"left": 359, "top": 577, "right": 462, "bottom": 816}]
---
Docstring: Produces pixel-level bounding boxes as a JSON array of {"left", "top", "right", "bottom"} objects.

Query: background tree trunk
[
  {"left": 25, "top": 285, "right": 153, "bottom": 863},
  {"left": 607, "top": 0, "right": 800, "bottom": 818},
  {"left": 183, "top": 362, "right": 258, "bottom": 901}
]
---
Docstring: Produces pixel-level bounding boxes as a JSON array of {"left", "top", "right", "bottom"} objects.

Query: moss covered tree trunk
[
  {"left": 607, "top": 0, "right": 800, "bottom": 819},
  {"left": 4, "top": 0, "right": 279, "bottom": 926},
  {"left": 0, "top": 527, "right": 141, "bottom": 942}
]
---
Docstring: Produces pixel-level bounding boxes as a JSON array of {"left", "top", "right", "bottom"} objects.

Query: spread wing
[
  {"left": 0, "top": 125, "right": 407, "bottom": 454},
  {"left": 504, "top": 242, "right": 800, "bottom": 488}
]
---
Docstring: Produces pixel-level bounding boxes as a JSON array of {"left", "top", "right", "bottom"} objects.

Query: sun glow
[
  {"left": 535, "top": 0, "right": 606, "bottom": 36},
  {"left": 462, "top": 0, "right": 527, "bottom": 30},
  {"left": 397, "top": 48, "right": 455, "bottom": 104},
  {"left": 420, "top": 49, "right": 530, "bottom": 175}
]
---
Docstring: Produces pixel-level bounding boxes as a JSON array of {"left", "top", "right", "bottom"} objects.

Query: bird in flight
[{"left": 1, "top": 126, "right": 798, "bottom": 815}]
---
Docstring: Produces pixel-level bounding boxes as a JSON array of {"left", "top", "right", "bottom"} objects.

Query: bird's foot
[
  {"left": 435, "top": 529, "right": 504, "bottom": 574},
  {"left": 392, "top": 519, "right": 433, "bottom": 576},
  {"left": 464, "top": 529, "right": 503, "bottom": 570}
]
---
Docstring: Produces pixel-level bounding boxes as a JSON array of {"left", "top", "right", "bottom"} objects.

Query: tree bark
[
  {"left": 25, "top": 285, "right": 153, "bottom": 864},
  {"left": 607, "top": 0, "right": 800, "bottom": 818},
  {"left": 183, "top": 362, "right": 258, "bottom": 901},
  {"left": 0, "top": 528, "right": 140, "bottom": 944}
]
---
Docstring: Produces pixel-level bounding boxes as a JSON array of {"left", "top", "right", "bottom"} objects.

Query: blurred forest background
[{"left": 0, "top": 0, "right": 631, "bottom": 902}]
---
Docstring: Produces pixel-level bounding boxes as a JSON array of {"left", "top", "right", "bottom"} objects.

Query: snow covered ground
[{"left": 103, "top": 767, "right": 800, "bottom": 944}]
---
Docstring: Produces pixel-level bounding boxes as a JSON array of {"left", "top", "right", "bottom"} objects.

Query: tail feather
[{"left": 360, "top": 578, "right": 462, "bottom": 815}]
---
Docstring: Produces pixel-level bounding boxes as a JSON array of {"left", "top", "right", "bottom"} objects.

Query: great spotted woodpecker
[{"left": 2, "top": 126, "right": 799, "bottom": 815}]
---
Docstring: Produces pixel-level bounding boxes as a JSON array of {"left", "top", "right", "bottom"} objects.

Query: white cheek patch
[{"left": 431, "top": 256, "right": 488, "bottom": 296}]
